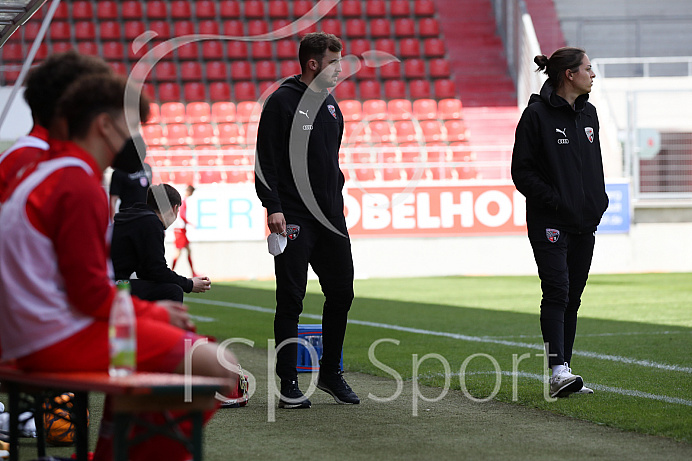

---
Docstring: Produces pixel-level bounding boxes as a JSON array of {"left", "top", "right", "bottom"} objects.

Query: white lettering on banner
[
  {"left": 392, "top": 193, "right": 415, "bottom": 229},
  {"left": 440, "top": 191, "right": 474, "bottom": 228},
  {"left": 513, "top": 191, "right": 526, "bottom": 227},
  {"left": 416, "top": 193, "right": 441, "bottom": 229},
  {"left": 475, "top": 190, "right": 512, "bottom": 228},
  {"left": 362, "top": 193, "right": 391, "bottom": 230},
  {"left": 343, "top": 193, "right": 361, "bottom": 229}
]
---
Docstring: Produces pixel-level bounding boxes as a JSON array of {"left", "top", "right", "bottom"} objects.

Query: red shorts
[
  {"left": 17, "top": 318, "right": 197, "bottom": 374},
  {"left": 174, "top": 228, "right": 189, "bottom": 249}
]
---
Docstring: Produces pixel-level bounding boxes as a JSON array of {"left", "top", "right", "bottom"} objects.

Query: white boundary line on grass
[{"left": 188, "top": 299, "right": 692, "bottom": 374}]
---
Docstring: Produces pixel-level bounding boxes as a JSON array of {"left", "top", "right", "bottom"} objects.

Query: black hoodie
[
  {"left": 511, "top": 80, "right": 609, "bottom": 234},
  {"left": 255, "top": 75, "right": 345, "bottom": 221},
  {"left": 111, "top": 203, "right": 193, "bottom": 293}
]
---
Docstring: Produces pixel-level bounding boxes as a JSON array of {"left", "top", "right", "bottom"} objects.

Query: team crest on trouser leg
[
  {"left": 286, "top": 224, "right": 300, "bottom": 240},
  {"left": 546, "top": 228, "right": 560, "bottom": 243}
]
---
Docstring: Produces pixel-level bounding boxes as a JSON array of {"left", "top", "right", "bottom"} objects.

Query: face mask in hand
[{"left": 112, "top": 134, "right": 147, "bottom": 174}]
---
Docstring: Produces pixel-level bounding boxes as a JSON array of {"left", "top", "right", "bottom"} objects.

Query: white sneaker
[
  {"left": 549, "top": 363, "right": 583, "bottom": 398},
  {"left": 574, "top": 384, "right": 594, "bottom": 394}
]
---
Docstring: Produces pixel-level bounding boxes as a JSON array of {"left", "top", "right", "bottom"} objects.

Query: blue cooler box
[{"left": 297, "top": 324, "right": 343, "bottom": 373}]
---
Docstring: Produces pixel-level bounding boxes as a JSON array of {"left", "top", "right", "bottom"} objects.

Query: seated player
[
  {"left": 111, "top": 183, "right": 211, "bottom": 302},
  {"left": 0, "top": 70, "right": 237, "bottom": 461}
]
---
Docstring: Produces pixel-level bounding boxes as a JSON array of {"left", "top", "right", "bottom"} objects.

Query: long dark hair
[{"left": 535, "top": 47, "right": 586, "bottom": 90}]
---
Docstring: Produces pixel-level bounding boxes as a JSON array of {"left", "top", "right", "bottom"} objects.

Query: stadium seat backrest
[
  {"left": 413, "top": 99, "right": 438, "bottom": 121},
  {"left": 236, "top": 101, "right": 261, "bottom": 122},
  {"left": 388, "top": 99, "right": 413, "bottom": 120},
  {"left": 363, "top": 99, "right": 387, "bottom": 121},
  {"left": 187, "top": 102, "right": 211, "bottom": 123},
  {"left": 161, "top": 102, "right": 186, "bottom": 123},
  {"left": 211, "top": 102, "right": 236, "bottom": 123}
]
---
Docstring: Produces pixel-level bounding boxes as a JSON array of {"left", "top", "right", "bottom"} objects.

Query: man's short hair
[
  {"left": 147, "top": 184, "right": 182, "bottom": 213},
  {"left": 298, "top": 32, "right": 343, "bottom": 72},
  {"left": 57, "top": 73, "right": 150, "bottom": 139},
  {"left": 24, "top": 50, "right": 112, "bottom": 128}
]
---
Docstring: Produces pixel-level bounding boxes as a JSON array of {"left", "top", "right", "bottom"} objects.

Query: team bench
[{"left": 0, "top": 365, "right": 230, "bottom": 461}]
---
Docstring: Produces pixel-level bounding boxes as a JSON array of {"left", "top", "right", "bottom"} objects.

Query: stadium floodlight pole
[{"left": 0, "top": 0, "right": 61, "bottom": 132}]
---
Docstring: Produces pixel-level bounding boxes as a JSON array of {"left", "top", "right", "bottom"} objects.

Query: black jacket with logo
[
  {"left": 255, "top": 75, "right": 345, "bottom": 220},
  {"left": 511, "top": 80, "right": 609, "bottom": 234},
  {"left": 111, "top": 203, "right": 193, "bottom": 292}
]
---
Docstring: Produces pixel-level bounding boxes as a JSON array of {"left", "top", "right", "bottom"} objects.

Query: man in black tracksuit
[
  {"left": 111, "top": 184, "right": 211, "bottom": 302},
  {"left": 512, "top": 48, "right": 609, "bottom": 398},
  {"left": 255, "top": 32, "right": 359, "bottom": 408}
]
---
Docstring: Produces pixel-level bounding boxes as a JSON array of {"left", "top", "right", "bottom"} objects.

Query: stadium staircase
[{"left": 0, "top": 0, "right": 529, "bottom": 184}]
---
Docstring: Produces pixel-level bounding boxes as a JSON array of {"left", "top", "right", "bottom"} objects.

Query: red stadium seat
[
  {"left": 197, "top": 170, "right": 225, "bottom": 184},
  {"left": 356, "top": 62, "right": 376, "bottom": 80},
  {"left": 197, "top": 147, "right": 220, "bottom": 167},
  {"left": 226, "top": 41, "right": 248, "bottom": 59},
  {"left": 231, "top": 61, "right": 253, "bottom": 80},
  {"left": 198, "top": 20, "right": 220, "bottom": 35},
  {"left": 236, "top": 101, "right": 261, "bottom": 123},
  {"left": 379, "top": 61, "right": 401, "bottom": 80},
  {"left": 49, "top": 21, "right": 71, "bottom": 41},
  {"left": 195, "top": 0, "right": 217, "bottom": 18},
  {"left": 414, "top": 0, "right": 436, "bottom": 16},
  {"left": 368, "top": 120, "right": 394, "bottom": 143},
  {"left": 292, "top": 0, "right": 312, "bottom": 18},
  {"left": 413, "top": 99, "right": 438, "bottom": 121},
  {"left": 399, "top": 38, "right": 421, "bottom": 58},
  {"left": 148, "top": 103, "right": 161, "bottom": 124},
  {"left": 244, "top": 1, "right": 264, "bottom": 18},
  {"left": 219, "top": 1, "right": 240, "bottom": 18},
  {"left": 146, "top": 1, "right": 168, "bottom": 19},
  {"left": 170, "top": 1, "right": 192, "bottom": 20},
  {"left": 390, "top": 0, "right": 411, "bottom": 17},
  {"left": 295, "top": 18, "right": 317, "bottom": 36},
  {"left": 127, "top": 40, "right": 148, "bottom": 61},
  {"left": 366, "top": 1, "right": 386, "bottom": 17},
  {"left": 421, "top": 120, "right": 444, "bottom": 142},
  {"left": 388, "top": 99, "right": 412, "bottom": 120},
  {"left": 177, "top": 42, "right": 199, "bottom": 60},
  {"left": 50, "top": 42, "right": 73, "bottom": 55},
  {"left": 121, "top": 1, "right": 143, "bottom": 19},
  {"left": 429, "top": 59, "right": 451, "bottom": 78},
  {"left": 252, "top": 41, "right": 273, "bottom": 60},
  {"left": 77, "top": 41, "right": 98, "bottom": 56},
  {"left": 343, "top": 122, "right": 367, "bottom": 144},
  {"left": 381, "top": 148, "right": 403, "bottom": 181},
  {"left": 394, "top": 18, "right": 416, "bottom": 38},
  {"left": 211, "top": 102, "right": 236, "bottom": 123},
  {"left": 124, "top": 21, "right": 146, "bottom": 40},
  {"left": 146, "top": 150, "right": 167, "bottom": 169},
  {"left": 171, "top": 170, "right": 194, "bottom": 184},
  {"left": 321, "top": 19, "right": 342, "bottom": 37},
  {"left": 404, "top": 59, "right": 426, "bottom": 79},
  {"left": 97, "top": 1, "right": 118, "bottom": 20},
  {"left": 167, "top": 124, "right": 191, "bottom": 146},
  {"left": 22, "top": 22, "right": 39, "bottom": 40},
  {"left": 280, "top": 60, "right": 301, "bottom": 77},
  {"left": 190, "top": 124, "right": 216, "bottom": 145},
  {"left": 33, "top": 43, "right": 48, "bottom": 60},
  {"left": 158, "top": 83, "right": 181, "bottom": 102},
  {"left": 333, "top": 80, "right": 356, "bottom": 100},
  {"left": 174, "top": 20, "right": 195, "bottom": 37},
  {"left": 223, "top": 20, "right": 245, "bottom": 37},
  {"left": 255, "top": 61, "right": 277, "bottom": 80},
  {"left": 273, "top": 18, "right": 292, "bottom": 33},
  {"left": 184, "top": 82, "right": 207, "bottom": 102},
  {"left": 394, "top": 121, "right": 419, "bottom": 144},
  {"left": 445, "top": 120, "right": 468, "bottom": 142},
  {"left": 374, "top": 39, "right": 396, "bottom": 56},
  {"left": 438, "top": 99, "right": 463, "bottom": 120},
  {"left": 187, "top": 102, "right": 211, "bottom": 123},
  {"left": 142, "top": 125, "right": 166, "bottom": 147},
  {"left": 419, "top": 18, "right": 440, "bottom": 37},
  {"left": 341, "top": 0, "right": 362, "bottom": 17},
  {"left": 268, "top": 1, "right": 289, "bottom": 18},
  {"left": 369, "top": 19, "right": 391, "bottom": 39},
  {"left": 259, "top": 82, "right": 280, "bottom": 98},
  {"left": 109, "top": 61, "right": 128, "bottom": 76},
  {"left": 348, "top": 39, "right": 371, "bottom": 57},
  {"left": 206, "top": 61, "right": 228, "bottom": 81},
  {"left": 161, "top": 102, "right": 186, "bottom": 123},
  {"left": 201, "top": 41, "right": 224, "bottom": 60},
  {"left": 424, "top": 38, "right": 446, "bottom": 58},
  {"left": 217, "top": 123, "right": 241, "bottom": 145},
  {"left": 155, "top": 62, "right": 178, "bottom": 82},
  {"left": 434, "top": 79, "right": 457, "bottom": 99},
  {"left": 340, "top": 100, "right": 362, "bottom": 122},
  {"left": 2, "top": 43, "right": 23, "bottom": 62},
  {"left": 384, "top": 80, "right": 407, "bottom": 100},
  {"left": 352, "top": 151, "right": 376, "bottom": 182},
  {"left": 276, "top": 40, "right": 297, "bottom": 59},
  {"left": 409, "top": 80, "right": 432, "bottom": 99},
  {"left": 247, "top": 20, "right": 268, "bottom": 36},
  {"left": 362, "top": 99, "right": 387, "bottom": 121},
  {"left": 71, "top": 1, "right": 93, "bottom": 19},
  {"left": 345, "top": 19, "right": 367, "bottom": 39},
  {"left": 234, "top": 82, "right": 257, "bottom": 102},
  {"left": 359, "top": 80, "right": 381, "bottom": 100},
  {"left": 209, "top": 82, "right": 232, "bottom": 101},
  {"left": 180, "top": 61, "right": 202, "bottom": 81},
  {"left": 99, "top": 21, "right": 121, "bottom": 40}
]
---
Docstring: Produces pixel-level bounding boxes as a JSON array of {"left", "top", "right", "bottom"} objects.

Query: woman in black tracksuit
[{"left": 512, "top": 47, "right": 609, "bottom": 398}]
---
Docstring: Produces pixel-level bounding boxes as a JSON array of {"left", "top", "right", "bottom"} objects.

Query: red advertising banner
[{"left": 344, "top": 183, "right": 527, "bottom": 237}]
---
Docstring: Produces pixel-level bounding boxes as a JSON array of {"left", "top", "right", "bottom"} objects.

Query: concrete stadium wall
[{"left": 166, "top": 221, "right": 692, "bottom": 281}]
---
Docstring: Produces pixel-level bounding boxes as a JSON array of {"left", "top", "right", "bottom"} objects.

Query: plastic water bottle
[{"left": 109, "top": 281, "right": 136, "bottom": 377}]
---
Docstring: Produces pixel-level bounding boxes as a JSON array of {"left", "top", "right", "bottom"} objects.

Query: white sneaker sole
[
  {"left": 574, "top": 385, "right": 594, "bottom": 395},
  {"left": 550, "top": 376, "right": 584, "bottom": 398}
]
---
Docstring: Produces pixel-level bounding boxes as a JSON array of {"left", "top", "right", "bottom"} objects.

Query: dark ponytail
[{"left": 535, "top": 47, "right": 585, "bottom": 90}]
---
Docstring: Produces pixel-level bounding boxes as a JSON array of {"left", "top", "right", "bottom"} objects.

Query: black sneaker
[
  {"left": 278, "top": 380, "right": 311, "bottom": 409},
  {"left": 317, "top": 370, "right": 360, "bottom": 404}
]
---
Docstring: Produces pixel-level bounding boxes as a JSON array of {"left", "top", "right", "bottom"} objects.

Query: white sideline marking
[
  {"left": 438, "top": 371, "right": 692, "bottom": 407},
  {"left": 482, "top": 330, "right": 688, "bottom": 339},
  {"left": 187, "top": 299, "right": 692, "bottom": 374}
]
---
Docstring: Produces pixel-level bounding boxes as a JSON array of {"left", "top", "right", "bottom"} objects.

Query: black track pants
[
  {"left": 273, "top": 215, "right": 354, "bottom": 382},
  {"left": 529, "top": 226, "right": 595, "bottom": 368}
]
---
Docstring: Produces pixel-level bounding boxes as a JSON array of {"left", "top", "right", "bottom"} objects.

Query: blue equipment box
[{"left": 296, "top": 324, "right": 343, "bottom": 373}]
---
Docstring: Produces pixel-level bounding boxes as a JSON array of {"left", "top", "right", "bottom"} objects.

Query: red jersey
[{"left": 0, "top": 125, "right": 50, "bottom": 200}]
